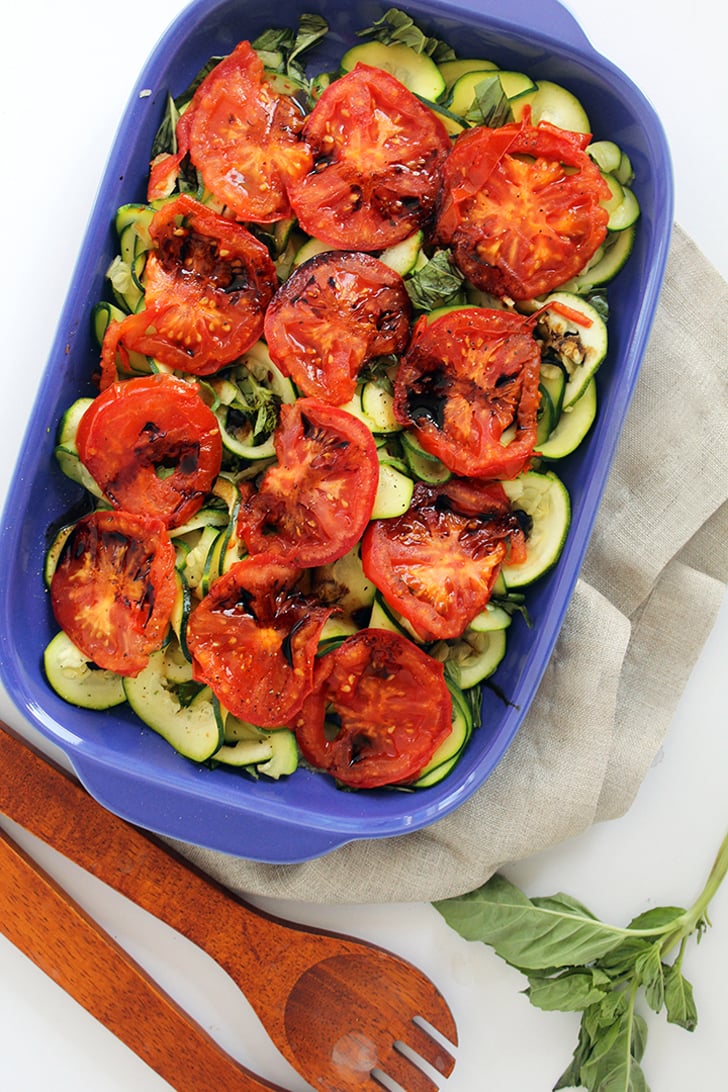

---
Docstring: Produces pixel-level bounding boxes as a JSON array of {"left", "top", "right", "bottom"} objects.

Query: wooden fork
[{"left": 0, "top": 725, "right": 458, "bottom": 1091}]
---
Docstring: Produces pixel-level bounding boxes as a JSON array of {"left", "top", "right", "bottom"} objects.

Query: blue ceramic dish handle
[
  {"left": 457, "top": 0, "right": 592, "bottom": 51},
  {"left": 69, "top": 754, "right": 361, "bottom": 862}
]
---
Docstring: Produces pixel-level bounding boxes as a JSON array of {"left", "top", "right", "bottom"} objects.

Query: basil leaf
[
  {"left": 588, "top": 1054, "right": 649, "bottom": 1092},
  {"left": 579, "top": 1010, "right": 649, "bottom": 1092},
  {"left": 434, "top": 874, "right": 629, "bottom": 970},
  {"left": 175, "top": 680, "right": 208, "bottom": 708},
  {"left": 631, "top": 1012, "right": 649, "bottom": 1063},
  {"left": 358, "top": 355, "right": 398, "bottom": 384},
  {"left": 532, "top": 892, "right": 602, "bottom": 920},
  {"left": 526, "top": 968, "right": 611, "bottom": 1012},
  {"left": 287, "top": 13, "right": 329, "bottom": 73},
  {"left": 663, "top": 962, "right": 698, "bottom": 1031},
  {"left": 405, "top": 250, "right": 465, "bottom": 311},
  {"left": 150, "top": 93, "right": 180, "bottom": 159},
  {"left": 626, "top": 906, "right": 685, "bottom": 932},
  {"left": 253, "top": 15, "right": 328, "bottom": 81},
  {"left": 597, "top": 935, "right": 653, "bottom": 978},
  {"left": 583, "top": 999, "right": 619, "bottom": 1044},
  {"left": 585, "top": 289, "right": 609, "bottom": 322},
  {"left": 461, "top": 681, "right": 483, "bottom": 727},
  {"left": 490, "top": 591, "right": 533, "bottom": 628},
  {"left": 253, "top": 27, "right": 293, "bottom": 53},
  {"left": 357, "top": 7, "right": 456, "bottom": 62},
  {"left": 592, "top": 989, "right": 629, "bottom": 1028},
  {"left": 149, "top": 55, "right": 220, "bottom": 163},
  {"left": 464, "top": 75, "right": 513, "bottom": 128},
  {"left": 578, "top": 1012, "right": 622, "bottom": 1074},
  {"left": 233, "top": 372, "right": 281, "bottom": 440},
  {"left": 633, "top": 943, "right": 665, "bottom": 1013}
]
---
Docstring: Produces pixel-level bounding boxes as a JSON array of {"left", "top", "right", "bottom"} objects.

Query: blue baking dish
[{"left": 0, "top": 0, "right": 672, "bottom": 862}]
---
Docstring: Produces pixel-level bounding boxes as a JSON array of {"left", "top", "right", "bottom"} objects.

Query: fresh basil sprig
[
  {"left": 434, "top": 830, "right": 728, "bottom": 1091},
  {"left": 252, "top": 13, "right": 328, "bottom": 82},
  {"left": 356, "top": 6, "right": 456, "bottom": 63}
]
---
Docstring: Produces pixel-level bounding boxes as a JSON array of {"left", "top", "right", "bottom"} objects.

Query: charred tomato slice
[
  {"left": 393, "top": 307, "right": 542, "bottom": 480},
  {"left": 186, "top": 555, "right": 333, "bottom": 728},
  {"left": 264, "top": 250, "right": 412, "bottom": 405},
  {"left": 148, "top": 41, "right": 312, "bottom": 222},
  {"left": 288, "top": 64, "right": 451, "bottom": 251},
  {"left": 50, "top": 510, "right": 177, "bottom": 677},
  {"left": 236, "top": 398, "right": 380, "bottom": 567},
  {"left": 435, "top": 120, "right": 611, "bottom": 300},
  {"left": 362, "top": 478, "right": 527, "bottom": 641},
  {"left": 294, "top": 628, "right": 452, "bottom": 788},
  {"left": 100, "top": 195, "right": 277, "bottom": 383}
]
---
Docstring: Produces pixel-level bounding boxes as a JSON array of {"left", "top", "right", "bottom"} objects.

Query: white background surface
[{"left": 1, "top": 2, "right": 726, "bottom": 1089}]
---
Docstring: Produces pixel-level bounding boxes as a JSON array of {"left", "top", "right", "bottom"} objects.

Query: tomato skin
[
  {"left": 100, "top": 195, "right": 277, "bottom": 384},
  {"left": 393, "top": 307, "right": 542, "bottom": 480},
  {"left": 264, "top": 251, "right": 412, "bottom": 405},
  {"left": 294, "top": 628, "right": 452, "bottom": 788},
  {"left": 50, "top": 510, "right": 177, "bottom": 677},
  {"left": 148, "top": 41, "right": 312, "bottom": 221},
  {"left": 186, "top": 555, "right": 333, "bottom": 728},
  {"left": 435, "top": 121, "right": 611, "bottom": 300},
  {"left": 287, "top": 64, "right": 451, "bottom": 250},
  {"left": 362, "top": 479, "right": 526, "bottom": 641},
  {"left": 236, "top": 398, "right": 380, "bottom": 567}
]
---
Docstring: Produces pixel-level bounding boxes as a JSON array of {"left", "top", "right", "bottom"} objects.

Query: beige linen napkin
[{"left": 175, "top": 225, "right": 728, "bottom": 903}]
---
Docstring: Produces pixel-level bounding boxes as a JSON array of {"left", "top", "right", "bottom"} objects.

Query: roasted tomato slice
[
  {"left": 50, "top": 510, "right": 177, "bottom": 677},
  {"left": 435, "top": 120, "right": 611, "bottom": 300},
  {"left": 148, "top": 41, "right": 312, "bottom": 221},
  {"left": 362, "top": 479, "right": 526, "bottom": 641},
  {"left": 294, "top": 628, "right": 452, "bottom": 788},
  {"left": 100, "top": 195, "right": 277, "bottom": 384},
  {"left": 236, "top": 398, "right": 380, "bottom": 567},
  {"left": 76, "top": 373, "right": 222, "bottom": 530},
  {"left": 393, "top": 307, "right": 541, "bottom": 480},
  {"left": 287, "top": 64, "right": 451, "bottom": 250},
  {"left": 264, "top": 251, "right": 412, "bottom": 405},
  {"left": 186, "top": 555, "right": 334, "bottom": 728}
]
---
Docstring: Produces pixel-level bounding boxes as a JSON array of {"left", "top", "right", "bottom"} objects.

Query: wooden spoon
[
  {"left": 0, "top": 725, "right": 457, "bottom": 1091},
  {"left": 0, "top": 825, "right": 289, "bottom": 1091}
]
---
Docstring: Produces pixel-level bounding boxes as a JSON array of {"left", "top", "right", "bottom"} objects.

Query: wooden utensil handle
[
  {"left": 0, "top": 726, "right": 358, "bottom": 1003},
  {"left": 0, "top": 827, "right": 288, "bottom": 1092}
]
